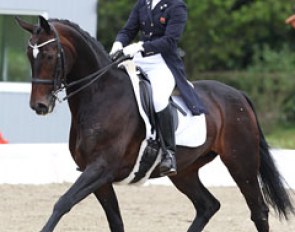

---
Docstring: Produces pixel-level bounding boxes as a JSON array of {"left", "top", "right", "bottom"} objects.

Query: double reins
[
  {"left": 62, "top": 50, "right": 128, "bottom": 101},
  {"left": 29, "top": 23, "right": 128, "bottom": 102}
]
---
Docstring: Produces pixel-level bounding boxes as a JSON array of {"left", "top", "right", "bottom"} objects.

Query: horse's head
[{"left": 16, "top": 16, "right": 66, "bottom": 115}]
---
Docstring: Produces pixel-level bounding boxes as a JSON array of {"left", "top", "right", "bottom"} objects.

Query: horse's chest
[{"left": 74, "top": 121, "right": 106, "bottom": 156}]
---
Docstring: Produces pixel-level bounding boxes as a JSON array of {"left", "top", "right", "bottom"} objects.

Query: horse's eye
[{"left": 42, "top": 51, "right": 54, "bottom": 60}]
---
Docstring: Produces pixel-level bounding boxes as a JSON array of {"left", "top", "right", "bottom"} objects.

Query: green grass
[{"left": 266, "top": 125, "right": 295, "bottom": 149}]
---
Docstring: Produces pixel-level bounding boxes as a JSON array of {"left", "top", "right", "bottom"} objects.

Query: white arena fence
[{"left": 0, "top": 144, "right": 294, "bottom": 188}]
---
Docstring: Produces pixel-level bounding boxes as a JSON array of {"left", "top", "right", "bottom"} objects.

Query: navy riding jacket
[{"left": 116, "top": 0, "right": 206, "bottom": 115}]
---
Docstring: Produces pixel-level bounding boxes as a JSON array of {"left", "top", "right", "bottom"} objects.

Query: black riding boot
[{"left": 156, "top": 104, "right": 177, "bottom": 176}]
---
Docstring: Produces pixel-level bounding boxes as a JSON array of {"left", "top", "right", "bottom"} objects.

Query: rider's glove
[
  {"left": 123, "top": 42, "right": 144, "bottom": 58},
  {"left": 109, "top": 41, "right": 123, "bottom": 56}
]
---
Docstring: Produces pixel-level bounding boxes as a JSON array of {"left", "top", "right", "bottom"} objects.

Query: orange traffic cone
[{"left": 0, "top": 132, "right": 8, "bottom": 144}]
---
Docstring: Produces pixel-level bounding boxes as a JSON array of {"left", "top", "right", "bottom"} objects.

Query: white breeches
[{"left": 133, "top": 53, "right": 175, "bottom": 112}]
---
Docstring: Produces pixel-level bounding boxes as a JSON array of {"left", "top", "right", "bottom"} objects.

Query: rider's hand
[
  {"left": 109, "top": 41, "right": 123, "bottom": 56},
  {"left": 123, "top": 42, "right": 144, "bottom": 58}
]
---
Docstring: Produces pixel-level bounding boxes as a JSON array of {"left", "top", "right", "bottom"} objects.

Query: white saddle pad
[
  {"left": 173, "top": 96, "right": 206, "bottom": 147},
  {"left": 117, "top": 60, "right": 207, "bottom": 185},
  {"left": 119, "top": 59, "right": 207, "bottom": 147}
]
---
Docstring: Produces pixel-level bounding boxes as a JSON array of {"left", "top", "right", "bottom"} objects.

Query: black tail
[{"left": 242, "top": 92, "right": 295, "bottom": 219}]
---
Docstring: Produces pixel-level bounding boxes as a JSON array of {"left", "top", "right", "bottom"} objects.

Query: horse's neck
[
  {"left": 65, "top": 43, "right": 132, "bottom": 117},
  {"left": 57, "top": 23, "right": 142, "bottom": 144},
  {"left": 57, "top": 24, "right": 136, "bottom": 120},
  {"left": 64, "top": 29, "right": 113, "bottom": 92},
  {"left": 67, "top": 42, "right": 106, "bottom": 81}
]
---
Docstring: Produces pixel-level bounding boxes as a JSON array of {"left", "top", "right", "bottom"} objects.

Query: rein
[
  {"left": 29, "top": 22, "right": 128, "bottom": 102},
  {"left": 62, "top": 52, "right": 128, "bottom": 101}
]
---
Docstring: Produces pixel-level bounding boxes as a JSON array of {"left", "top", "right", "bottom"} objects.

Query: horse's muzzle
[
  {"left": 31, "top": 102, "right": 50, "bottom": 115},
  {"left": 30, "top": 96, "right": 55, "bottom": 115}
]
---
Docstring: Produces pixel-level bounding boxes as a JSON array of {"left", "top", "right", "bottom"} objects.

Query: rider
[{"left": 110, "top": 0, "right": 206, "bottom": 176}]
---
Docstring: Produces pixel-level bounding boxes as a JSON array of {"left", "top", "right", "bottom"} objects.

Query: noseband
[
  {"left": 29, "top": 24, "right": 65, "bottom": 91},
  {"left": 28, "top": 23, "right": 129, "bottom": 102}
]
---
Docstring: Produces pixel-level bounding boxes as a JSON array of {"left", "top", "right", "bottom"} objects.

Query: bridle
[
  {"left": 28, "top": 23, "right": 128, "bottom": 102},
  {"left": 29, "top": 24, "right": 65, "bottom": 92}
]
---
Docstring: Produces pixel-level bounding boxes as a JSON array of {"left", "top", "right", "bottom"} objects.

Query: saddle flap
[
  {"left": 119, "top": 60, "right": 157, "bottom": 134},
  {"left": 119, "top": 60, "right": 156, "bottom": 139}
]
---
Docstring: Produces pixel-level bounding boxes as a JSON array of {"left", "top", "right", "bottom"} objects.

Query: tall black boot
[{"left": 156, "top": 104, "right": 177, "bottom": 176}]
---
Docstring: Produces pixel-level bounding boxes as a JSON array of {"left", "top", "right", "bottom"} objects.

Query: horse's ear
[
  {"left": 15, "top": 16, "right": 34, "bottom": 34},
  {"left": 38, "top": 15, "right": 51, "bottom": 34}
]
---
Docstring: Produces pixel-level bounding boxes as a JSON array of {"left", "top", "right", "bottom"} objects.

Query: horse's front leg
[
  {"left": 40, "top": 160, "right": 113, "bottom": 232},
  {"left": 94, "top": 184, "right": 124, "bottom": 232}
]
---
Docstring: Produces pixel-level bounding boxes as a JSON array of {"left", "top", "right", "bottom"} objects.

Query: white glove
[
  {"left": 123, "top": 42, "right": 144, "bottom": 58},
  {"left": 109, "top": 41, "right": 123, "bottom": 55}
]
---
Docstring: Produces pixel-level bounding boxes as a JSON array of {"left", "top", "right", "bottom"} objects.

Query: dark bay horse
[{"left": 16, "top": 16, "right": 294, "bottom": 232}]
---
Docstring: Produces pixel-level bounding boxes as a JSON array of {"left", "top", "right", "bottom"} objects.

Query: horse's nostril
[{"left": 35, "top": 103, "right": 49, "bottom": 115}]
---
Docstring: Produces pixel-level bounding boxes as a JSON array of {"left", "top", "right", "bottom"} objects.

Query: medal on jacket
[{"left": 160, "top": 3, "right": 168, "bottom": 24}]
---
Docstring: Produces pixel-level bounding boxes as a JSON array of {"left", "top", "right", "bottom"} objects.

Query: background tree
[{"left": 97, "top": 0, "right": 134, "bottom": 52}]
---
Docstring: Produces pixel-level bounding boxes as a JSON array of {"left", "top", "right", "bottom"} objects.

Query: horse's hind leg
[
  {"left": 220, "top": 145, "right": 269, "bottom": 231},
  {"left": 170, "top": 170, "right": 220, "bottom": 232},
  {"left": 94, "top": 184, "right": 124, "bottom": 232}
]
